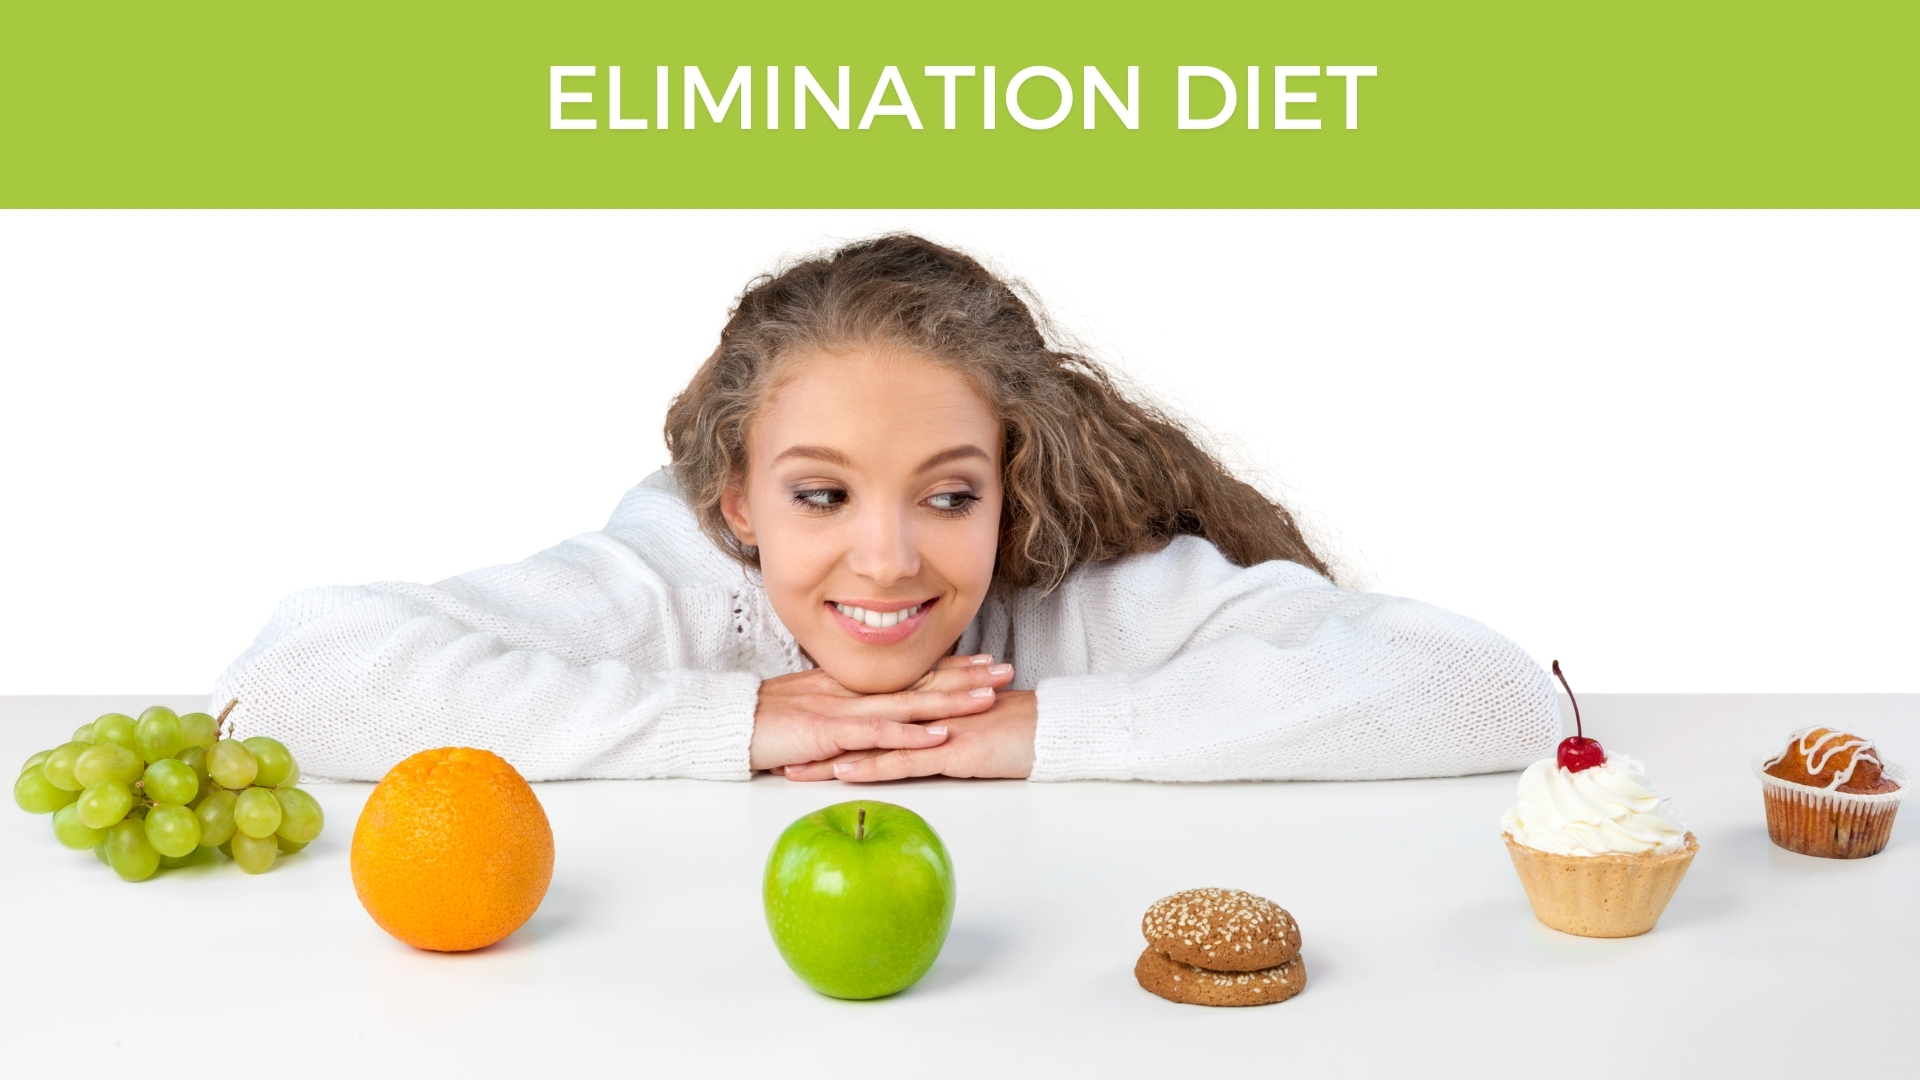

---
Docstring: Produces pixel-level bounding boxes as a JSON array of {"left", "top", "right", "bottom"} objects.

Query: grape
[
  {"left": 91, "top": 713, "right": 138, "bottom": 751},
  {"left": 76, "top": 781, "right": 134, "bottom": 829},
  {"left": 106, "top": 818, "right": 161, "bottom": 882},
  {"left": 145, "top": 804, "right": 202, "bottom": 858},
  {"left": 195, "top": 789, "right": 238, "bottom": 847},
  {"left": 178, "top": 746, "right": 211, "bottom": 803},
  {"left": 72, "top": 723, "right": 95, "bottom": 744},
  {"left": 15, "top": 767, "right": 80, "bottom": 814},
  {"left": 94, "top": 842, "right": 110, "bottom": 865},
  {"left": 273, "top": 787, "right": 325, "bottom": 844},
  {"left": 141, "top": 758, "right": 199, "bottom": 805},
  {"left": 158, "top": 853, "right": 195, "bottom": 869},
  {"left": 40, "top": 742, "right": 91, "bottom": 791},
  {"left": 276, "top": 836, "right": 307, "bottom": 854},
  {"left": 244, "top": 738, "right": 295, "bottom": 788},
  {"left": 230, "top": 831, "right": 278, "bottom": 874},
  {"left": 177, "top": 712, "right": 219, "bottom": 750},
  {"left": 75, "top": 743, "right": 145, "bottom": 787},
  {"left": 135, "top": 708, "right": 183, "bottom": 763},
  {"left": 207, "top": 740, "right": 257, "bottom": 789},
  {"left": 234, "top": 787, "right": 282, "bottom": 839},
  {"left": 217, "top": 840, "right": 233, "bottom": 859},
  {"left": 52, "top": 803, "right": 108, "bottom": 849},
  {"left": 22, "top": 749, "right": 51, "bottom": 774}
]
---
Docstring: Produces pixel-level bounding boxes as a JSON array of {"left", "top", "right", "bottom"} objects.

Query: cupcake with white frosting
[{"left": 1500, "top": 662, "right": 1699, "bottom": 938}]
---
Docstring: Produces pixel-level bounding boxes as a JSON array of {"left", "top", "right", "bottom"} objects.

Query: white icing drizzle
[{"left": 1762, "top": 727, "right": 1882, "bottom": 790}]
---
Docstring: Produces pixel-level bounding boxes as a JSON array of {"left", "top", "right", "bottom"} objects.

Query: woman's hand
[
  {"left": 748, "top": 654, "right": 1015, "bottom": 772},
  {"left": 777, "top": 689, "right": 1037, "bottom": 782}
]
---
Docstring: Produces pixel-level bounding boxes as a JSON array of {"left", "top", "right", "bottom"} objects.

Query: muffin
[
  {"left": 1501, "top": 754, "right": 1696, "bottom": 938},
  {"left": 1755, "top": 727, "right": 1909, "bottom": 859}
]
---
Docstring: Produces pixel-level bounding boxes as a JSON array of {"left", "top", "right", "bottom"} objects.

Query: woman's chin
[
  {"left": 817, "top": 664, "right": 926, "bottom": 695},
  {"left": 808, "top": 648, "right": 948, "bottom": 695}
]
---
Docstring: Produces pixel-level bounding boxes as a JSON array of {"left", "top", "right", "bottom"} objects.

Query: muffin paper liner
[
  {"left": 1503, "top": 832, "right": 1697, "bottom": 938},
  {"left": 1752, "top": 756, "right": 1908, "bottom": 860}
]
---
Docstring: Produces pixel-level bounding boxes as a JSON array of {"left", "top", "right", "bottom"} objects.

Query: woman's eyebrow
[
  {"left": 771, "top": 445, "right": 852, "bottom": 466},
  {"left": 917, "top": 445, "right": 991, "bottom": 471}
]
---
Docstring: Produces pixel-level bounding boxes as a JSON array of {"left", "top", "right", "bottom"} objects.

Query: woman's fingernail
[
  {"left": 970, "top": 687, "right": 994, "bottom": 698},
  {"left": 988, "top": 663, "right": 1013, "bottom": 676},
  {"left": 970, "top": 654, "right": 992, "bottom": 664},
  {"left": 926, "top": 725, "right": 948, "bottom": 736},
  {"left": 833, "top": 761, "right": 855, "bottom": 775}
]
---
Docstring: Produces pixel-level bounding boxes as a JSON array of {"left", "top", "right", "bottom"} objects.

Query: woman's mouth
[
  {"left": 827, "top": 599, "right": 935, "bottom": 644},
  {"left": 832, "top": 601, "right": 925, "bottom": 628}
]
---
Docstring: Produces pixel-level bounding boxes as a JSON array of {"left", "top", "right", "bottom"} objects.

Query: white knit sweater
[{"left": 211, "top": 470, "right": 1560, "bottom": 783}]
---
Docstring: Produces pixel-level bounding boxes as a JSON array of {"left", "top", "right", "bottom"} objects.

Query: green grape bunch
[{"left": 14, "top": 700, "right": 324, "bottom": 882}]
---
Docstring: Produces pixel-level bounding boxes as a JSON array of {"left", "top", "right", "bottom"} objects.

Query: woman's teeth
[{"left": 833, "top": 602, "right": 923, "bottom": 629}]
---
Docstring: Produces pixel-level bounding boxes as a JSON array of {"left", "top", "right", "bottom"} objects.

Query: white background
[{"left": 1, "top": 211, "right": 1913, "bottom": 694}]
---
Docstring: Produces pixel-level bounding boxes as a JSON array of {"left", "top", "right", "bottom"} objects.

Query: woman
[{"left": 213, "top": 234, "right": 1558, "bottom": 782}]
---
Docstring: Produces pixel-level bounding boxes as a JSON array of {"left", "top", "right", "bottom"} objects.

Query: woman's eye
[
  {"left": 927, "top": 492, "right": 978, "bottom": 514},
  {"left": 792, "top": 488, "right": 847, "bottom": 511}
]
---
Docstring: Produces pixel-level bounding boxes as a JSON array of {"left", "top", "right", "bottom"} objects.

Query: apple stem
[
  {"left": 857, "top": 807, "right": 866, "bottom": 841},
  {"left": 1551, "top": 660, "right": 1583, "bottom": 739},
  {"left": 215, "top": 697, "right": 239, "bottom": 739}
]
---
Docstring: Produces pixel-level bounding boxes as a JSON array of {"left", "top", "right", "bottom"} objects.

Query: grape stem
[{"left": 215, "top": 698, "right": 239, "bottom": 739}]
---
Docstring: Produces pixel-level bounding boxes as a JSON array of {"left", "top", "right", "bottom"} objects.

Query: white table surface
[{"left": 5, "top": 694, "right": 1917, "bottom": 1078}]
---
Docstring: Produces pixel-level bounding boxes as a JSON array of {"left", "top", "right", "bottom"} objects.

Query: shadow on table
[{"left": 908, "top": 921, "right": 1016, "bottom": 997}]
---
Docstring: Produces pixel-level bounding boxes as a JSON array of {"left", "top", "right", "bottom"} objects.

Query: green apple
[{"left": 763, "top": 800, "right": 955, "bottom": 1000}]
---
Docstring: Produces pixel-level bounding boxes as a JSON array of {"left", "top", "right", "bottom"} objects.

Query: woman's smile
[{"left": 828, "top": 597, "right": 937, "bottom": 644}]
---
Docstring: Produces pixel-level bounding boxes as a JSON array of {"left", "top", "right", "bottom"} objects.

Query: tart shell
[{"left": 1504, "top": 832, "right": 1698, "bottom": 938}]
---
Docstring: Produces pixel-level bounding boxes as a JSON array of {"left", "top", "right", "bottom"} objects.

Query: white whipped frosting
[{"left": 1500, "top": 755, "right": 1687, "bottom": 856}]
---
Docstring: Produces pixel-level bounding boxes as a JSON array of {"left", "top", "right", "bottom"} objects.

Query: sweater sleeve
[
  {"left": 1023, "top": 537, "right": 1561, "bottom": 782},
  {"left": 210, "top": 479, "right": 774, "bottom": 783}
]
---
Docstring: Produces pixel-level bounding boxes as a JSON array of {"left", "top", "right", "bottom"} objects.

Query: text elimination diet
[{"left": 548, "top": 64, "right": 1379, "bottom": 132}]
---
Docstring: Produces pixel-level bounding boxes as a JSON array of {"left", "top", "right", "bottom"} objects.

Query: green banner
[{"left": 2, "top": 0, "right": 1914, "bottom": 207}]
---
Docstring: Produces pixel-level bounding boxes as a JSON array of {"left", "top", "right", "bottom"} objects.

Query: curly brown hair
[{"left": 663, "top": 234, "right": 1330, "bottom": 592}]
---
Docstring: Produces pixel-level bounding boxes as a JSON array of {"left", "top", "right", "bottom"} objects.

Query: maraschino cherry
[{"left": 1552, "top": 660, "right": 1606, "bottom": 773}]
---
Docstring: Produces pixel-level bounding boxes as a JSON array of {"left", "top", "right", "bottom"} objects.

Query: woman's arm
[
  {"left": 212, "top": 528, "right": 773, "bottom": 781},
  {"left": 816, "top": 535, "right": 1558, "bottom": 783},
  {"left": 1022, "top": 536, "right": 1560, "bottom": 781}
]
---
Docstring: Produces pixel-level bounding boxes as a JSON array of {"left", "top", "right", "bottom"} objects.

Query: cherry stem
[
  {"left": 856, "top": 807, "right": 866, "bottom": 841},
  {"left": 215, "top": 698, "right": 238, "bottom": 740},
  {"left": 1551, "top": 660, "right": 1582, "bottom": 739}
]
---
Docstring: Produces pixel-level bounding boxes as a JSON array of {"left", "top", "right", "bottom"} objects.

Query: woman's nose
[{"left": 845, "top": 506, "right": 919, "bottom": 585}]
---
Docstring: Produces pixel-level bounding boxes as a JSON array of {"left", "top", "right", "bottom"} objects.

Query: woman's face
[{"left": 721, "top": 348, "right": 1003, "bottom": 694}]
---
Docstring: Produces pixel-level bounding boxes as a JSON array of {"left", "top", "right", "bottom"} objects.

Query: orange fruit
[{"left": 350, "top": 747, "right": 554, "bottom": 952}]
